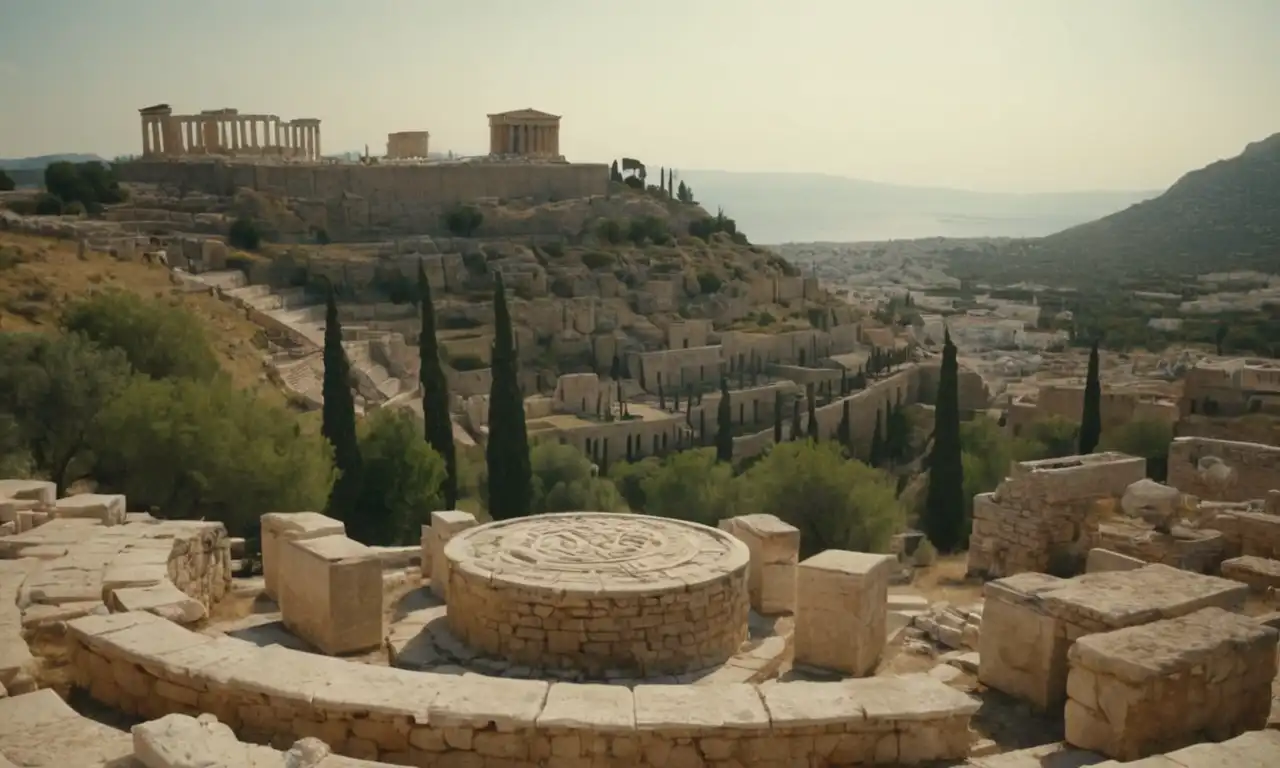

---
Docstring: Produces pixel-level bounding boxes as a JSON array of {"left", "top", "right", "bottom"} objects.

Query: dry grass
[
  {"left": 0, "top": 231, "right": 282, "bottom": 404},
  {"left": 911, "top": 553, "right": 985, "bottom": 605}
]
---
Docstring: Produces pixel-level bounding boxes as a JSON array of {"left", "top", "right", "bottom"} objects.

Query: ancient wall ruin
[
  {"left": 117, "top": 159, "right": 610, "bottom": 236},
  {"left": 1168, "top": 437, "right": 1280, "bottom": 502},
  {"left": 967, "top": 453, "right": 1148, "bottom": 578}
]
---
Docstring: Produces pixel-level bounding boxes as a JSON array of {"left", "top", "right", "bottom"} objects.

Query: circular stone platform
[{"left": 442, "top": 512, "right": 751, "bottom": 677}]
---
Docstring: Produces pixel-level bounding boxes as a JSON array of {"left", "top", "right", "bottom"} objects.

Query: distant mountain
[
  {"left": 1025, "top": 133, "right": 1280, "bottom": 279},
  {"left": 0, "top": 153, "right": 106, "bottom": 171},
  {"left": 677, "top": 169, "right": 1157, "bottom": 244}
]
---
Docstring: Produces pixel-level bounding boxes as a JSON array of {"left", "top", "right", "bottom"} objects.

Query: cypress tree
[
  {"left": 836, "top": 400, "right": 852, "bottom": 455},
  {"left": 922, "top": 329, "right": 966, "bottom": 552},
  {"left": 870, "top": 407, "right": 885, "bottom": 467},
  {"left": 790, "top": 398, "right": 801, "bottom": 441},
  {"left": 715, "top": 378, "right": 733, "bottom": 463},
  {"left": 321, "top": 283, "right": 363, "bottom": 528},
  {"left": 806, "top": 385, "right": 819, "bottom": 441},
  {"left": 486, "top": 273, "right": 533, "bottom": 520},
  {"left": 418, "top": 260, "right": 457, "bottom": 508},
  {"left": 773, "top": 391, "right": 784, "bottom": 444},
  {"left": 1079, "top": 339, "right": 1102, "bottom": 455},
  {"left": 699, "top": 410, "right": 707, "bottom": 445}
]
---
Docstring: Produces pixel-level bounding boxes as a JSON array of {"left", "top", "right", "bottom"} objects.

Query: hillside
[
  {"left": 948, "top": 133, "right": 1280, "bottom": 286},
  {"left": 679, "top": 169, "right": 1154, "bottom": 243},
  {"left": 0, "top": 230, "right": 278, "bottom": 400}
]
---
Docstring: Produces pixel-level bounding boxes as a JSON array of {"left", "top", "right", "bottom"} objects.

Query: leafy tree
[
  {"left": 0, "top": 169, "right": 14, "bottom": 192},
  {"left": 715, "top": 378, "right": 733, "bottom": 463},
  {"left": 1100, "top": 419, "right": 1174, "bottom": 481},
  {"left": 417, "top": 261, "right": 457, "bottom": 507},
  {"left": 486, "top": 273, "right": 532, "bottom": 519},
  {"left": 61, "top": 290, "right": 219, "bottom": 381},
  {"left": 526, "top": 443, "right": 622, "bottom": 513},
  {"left": 610, "top": 456, "right": 661, "bottom": 510},
  {"left": 1078, "top": 339, "right": 1102, "bottom": 454},
  {"left": 742, "top": 441, "right": 904, "bottom": 558},
  {"left": 641, "top": 448, "right": 739, "bottom": 526},
  {"left": 43, "top": 161, "right": 124, "bottom": 212},
  {"left": 1024, "top": 416, "right": 1079, "bottom": 459},
  {"left": 922, "top": 329, "right": 966, "bottom": 552},
  {"left": 0, "top": 413, "right": 32, "bottom": 478},
  {"left": 321, "top": 284, "right": 362, "bottom": 524},
  {"left": 0, "top": 332, "right": 132, "bottom": 494},
  {"left": 91, "top": 375, "right": 334, "bottom": 536},
  {"left": 356, "top": 408, "right": 446, "bottom": 545},
  {"left": 443, "top": 205, "right": 484, "bottom": 237}
]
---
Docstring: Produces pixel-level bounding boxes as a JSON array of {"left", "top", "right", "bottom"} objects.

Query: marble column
[
  {"left": 313, "top": 124, "right": 321, "bottom": 159},
  {"left": 141, "top": 118, "right": 150, "bottom": 156}
]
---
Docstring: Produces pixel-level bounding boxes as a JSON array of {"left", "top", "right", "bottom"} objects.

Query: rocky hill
[{"left": 948, "top": 133, "right": 1280, "bottom": 286}]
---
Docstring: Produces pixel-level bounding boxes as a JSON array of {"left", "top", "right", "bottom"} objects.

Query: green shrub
[{"left": 228, "top": 216, "right": 261, "bottom": 250}]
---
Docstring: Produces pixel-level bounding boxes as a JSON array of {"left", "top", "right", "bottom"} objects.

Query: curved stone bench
[{"left": 67, "top": 611, "right": 979, "bottom": 766}]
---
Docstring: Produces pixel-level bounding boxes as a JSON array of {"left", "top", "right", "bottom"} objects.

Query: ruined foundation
[
  {"left": 978, "top": 564, "right": 1248, "bottom": 711},
  {"left": 443, "top": 512, "right": 751, "bottom": 677},
  {"left": 1065, "top": 607, "right": 1277, "bottom": 760}
]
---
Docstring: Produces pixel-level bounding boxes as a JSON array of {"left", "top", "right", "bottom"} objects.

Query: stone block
[
  {"left": 718, "top": 513, "right": 800, "bottom": 614},
  {"left": 260, "top": 512, "right": 345, "bottom": 601},
  {"left": 279, "top": 534, "right": 383, "bottom": 655},
  {"left": 53, "top": 494, "right": 126, "bottom": 526},
  {"left": 0, "top": 479, "right": 55, "bottom": 506},
  {"left": 794, "top": 549, "right": 893, "bottom": 676},
  {"left": 1065, "top": 607, "right": 1277, "bottom": 760},
  {"left": 108, "top": 580, "right": 207, "bottom": 625},
  {"left": 1085, "top": 548, "right": 1145, "bottom": 573},
  {"left": 978, "top": 573, "right": 1069, "bottom": 710},
  {"left": 979, "top": 565, "right": 1249, "bottom": 711},
  {"left": 428, "top": 510, "right": 477, "bottom": 601},
  {"left": 1220, "top": 555, "right": 1280, "bottom": 593}
]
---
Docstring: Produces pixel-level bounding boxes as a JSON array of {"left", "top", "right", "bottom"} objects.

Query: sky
[{"left": 1, "top": 0, "right": 1278, "bottom": 194}]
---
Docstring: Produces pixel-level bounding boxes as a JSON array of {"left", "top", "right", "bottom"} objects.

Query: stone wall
[
  {"left": 117, "top": 159, "right": 610, "bottom": 236},
  {"left": 446, "top": 558, "right": 749, "bottom": 678},
  {"left": 978, "top": 565, "right": 1248, "bottom": 712},
  {"left": 1168, "top": 437, "right": 1280, "bottom": 502},
  {"left": 67, "top": 610, "right": 980, "bottom": 766},
  {"left": 967, "top": 453, "right": 1148, "bottom": 579}
]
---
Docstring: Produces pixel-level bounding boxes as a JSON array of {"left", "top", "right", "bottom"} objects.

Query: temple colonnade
[{"left": 138, "top": 105, "right": 321, "bottom": 161}]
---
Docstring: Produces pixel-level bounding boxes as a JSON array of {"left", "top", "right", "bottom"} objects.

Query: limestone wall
[
  {"left": 1168, "top": 437, "right": 1280, "bottom": 502},
  {"left": 67, "top": 610, "right": 979, "bottom": 766},
  {"left": 118, "top": 160, "right": 610, "bottom": 234},
  {"left": 967, "top": 453, "right": 1148, "bottom": 578},
  {"left": 446, "top": 555, "right": 749, "bottom": 678},
  {"left": 633, "top": 345, "right": 724, "bottom": 394}
]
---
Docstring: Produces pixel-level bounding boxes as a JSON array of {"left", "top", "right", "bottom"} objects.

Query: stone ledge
[
  {"left": 66, "top": 610, "right": 980, "bottom": 765},
  {"left": 0, "top": 688, "right": 135, "bottom": 765}
]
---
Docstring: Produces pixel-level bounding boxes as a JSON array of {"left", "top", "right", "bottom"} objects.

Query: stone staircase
[{"left": 193, "top": 274, "right": 418, "bottom": 411}]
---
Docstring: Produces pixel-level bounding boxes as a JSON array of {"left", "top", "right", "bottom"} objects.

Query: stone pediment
[
  {"left": 489, "top": 108, "right": 560, "bottom": 121},
  {"left": 139, "top": 103, "right": 172, "bottom": 114}
]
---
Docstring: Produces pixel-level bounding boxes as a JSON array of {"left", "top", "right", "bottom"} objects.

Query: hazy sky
[{"left": 2, "top": 0, "right": 1277, "bottom": 193}]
